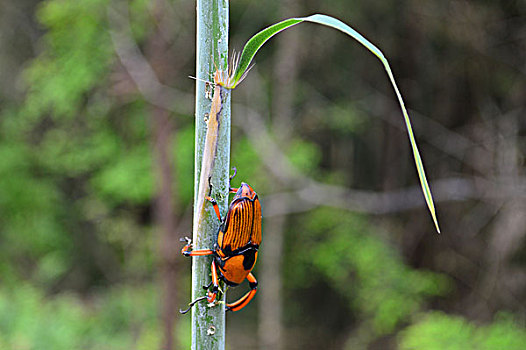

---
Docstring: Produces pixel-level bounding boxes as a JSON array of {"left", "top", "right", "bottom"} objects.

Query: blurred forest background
[{"left": 0, "top": 0, "right": 525, "bottom": 349}]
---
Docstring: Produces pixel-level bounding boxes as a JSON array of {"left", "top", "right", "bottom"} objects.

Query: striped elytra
[{"left": 218, "top": 183, "right": 262, "bottom": 254}]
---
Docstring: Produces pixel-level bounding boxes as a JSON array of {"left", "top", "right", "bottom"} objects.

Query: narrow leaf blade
[
  {"left": 233, "top": 14, "right": 440, "bottom": 233},
  {"left": 232, "top": 18, "right": 302, "bottom": 87}
]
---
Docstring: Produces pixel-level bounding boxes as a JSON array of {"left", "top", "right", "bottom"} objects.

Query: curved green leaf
[
  {"left": 233, "top": 14, "right": 440, "bottom": 233},
  {"left": 231, "top": 18, "right": 302, "bottom": 86}
]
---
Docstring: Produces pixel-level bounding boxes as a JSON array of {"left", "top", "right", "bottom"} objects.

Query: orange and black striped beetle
[{"left": 180, "top": 169, "right": 262, "bottom": 313}]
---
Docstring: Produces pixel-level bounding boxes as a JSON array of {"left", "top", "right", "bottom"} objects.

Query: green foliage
[
  {"left": 24, "top": 0, "right": 113, "bottom": 119},
  {"left": 286, "top": 139, "right": 322, "bottom": 176},
  {"left": 230, "top": 137, "right": 260, "bottom": 181},
  {"left": 22, "top": 0, "right": 151, "bottom": 120},
  {"left": 289, "top": 208, "right": 449, "bottom": 335},
  {"left": 229, "top": 134, "right": 321, "bottom": 193},
  {"left": 0, "top": 102, "right": 154, "bottom": 286},
  {"left": 0, "top": 0, "right": 158, "bottom": 289},
  {"left": 399, "top": 312, "right": 526, "bottom": 350},
  {"left": 0, "top": 140, "right": 70, "bottom": 284},
  {"left": 320, "top": 102, "right": 368, "bottom": 136},
  {"left": 128, "top": 0, "right": 155, "bottom": 41},
  {"left": 0, "top": 283, "right": 189, "bottom": 350},
  {"left": 91, "top": 142, "right": 153, "bottom": 204}
]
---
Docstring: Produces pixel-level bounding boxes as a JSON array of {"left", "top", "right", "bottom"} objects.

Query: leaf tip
[{"left": 432, "top": 214, "right": 441, "bottom": 234}]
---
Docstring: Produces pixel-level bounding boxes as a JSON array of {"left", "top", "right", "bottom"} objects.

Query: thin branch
[
  {"left": 233, "top": 103, "right": 526, "bottom": 217},
  {"left": 357, "top": 89, "right": 525, "bottom": 176},
  {"left": 261, "top": 176, "right": 526, "bottom": 217},
  {"left": 107, "top": 1, "right": 183, "bottom": 113}
]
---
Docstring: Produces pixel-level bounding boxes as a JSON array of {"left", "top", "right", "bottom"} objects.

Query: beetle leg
[
  {"left": 207, "top": 260, "right": 220, "bottom": 303},
  {"left": 179, "top": 295, "right": 207, "bottom": 314},
  {"left": 180, "top": 238, "right": 214, "bottom": 257},
  {"left": 180, "top": 261, "right": 220, "bottom": 314},
  {"left": 182, "top": 249, "right": 214, "bottom": 257},
  {"left": 203, "top": 279, "right": 213, "bottom": 290},
  {"left": 180, "top": 236, "right": 192, "bottom": 245},
  {"left": 225, "top": 273, "right": 258, "bottom": 312},
  {"left": 205, "top": 176, "right": 223, "bottom": 221},
  {"left": 206, "top": 175, "right": 218, "bottom": 198},
  {"left": 205, "top": 195, "right": 222, "bottom": 222},
  {"left": 181, "top": 247, "right": 214, "bottom": 257}
]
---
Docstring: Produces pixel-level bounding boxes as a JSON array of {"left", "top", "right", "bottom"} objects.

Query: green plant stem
[{"left": 192, "top": 0, "right": 230, "bottom": 349}]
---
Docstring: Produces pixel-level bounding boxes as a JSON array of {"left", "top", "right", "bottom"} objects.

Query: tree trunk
[
  {"left": 258, "top": 1, "right": 300, "bottom": 348},
  {"left": 152, "top": 106, "right": 178, "bottom": 350}
]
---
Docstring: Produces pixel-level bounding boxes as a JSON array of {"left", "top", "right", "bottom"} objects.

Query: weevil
[{"left": 180, "top": 169, "right": 262, "bottom": 313}]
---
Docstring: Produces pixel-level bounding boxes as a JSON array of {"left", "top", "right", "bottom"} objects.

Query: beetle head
[{"left": 234, "top": 182, "right": 257, "bottom": 201}]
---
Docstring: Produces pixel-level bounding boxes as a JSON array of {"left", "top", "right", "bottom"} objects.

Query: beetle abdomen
[{"left": 217, "top": 248, "right": 258, "bottom": 286}]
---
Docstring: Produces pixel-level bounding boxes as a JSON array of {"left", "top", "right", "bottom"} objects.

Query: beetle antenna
[
  {"left": 228, "top": 167, "right": 238, "bottom": 192},
  {"left": 230, "top": 167, "right": 237, "bottom": 181}
]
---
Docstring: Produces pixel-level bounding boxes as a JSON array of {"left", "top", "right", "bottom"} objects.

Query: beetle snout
[{"left": 236, "top": 182, "right": 257, "bottom": 200}]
